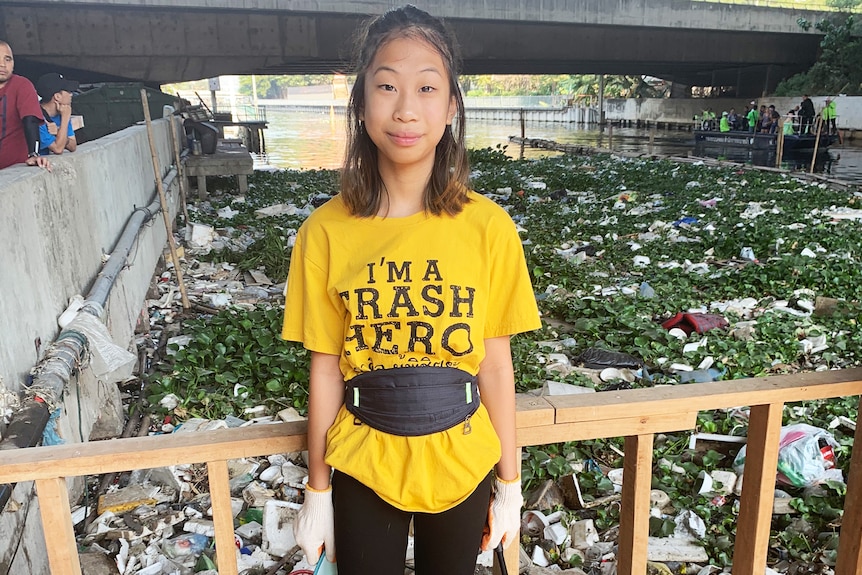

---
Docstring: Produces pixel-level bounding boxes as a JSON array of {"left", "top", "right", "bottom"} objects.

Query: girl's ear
[{"left": 446, "top": 96, "right": 456, "bottom": 126}]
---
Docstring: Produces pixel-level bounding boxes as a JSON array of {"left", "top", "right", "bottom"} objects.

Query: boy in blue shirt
[{"left": 35, "top": 73, "right": 78, "bottom": 155}]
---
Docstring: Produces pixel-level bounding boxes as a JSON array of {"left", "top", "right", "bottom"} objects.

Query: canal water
[{"left": 254, "top": 109, "right": 862, "bottom": 183}]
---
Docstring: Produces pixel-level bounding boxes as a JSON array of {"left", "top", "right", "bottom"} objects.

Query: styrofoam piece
[
  {"left": 281, "top": 462, "right": 308, "bottom": 485},
  {"left": 262, "top": 499, "right": 299, "bottom": 557},
  {"left": 647, "top": 536, "right": 709, "bottom": 562},
  {"left": 709, "top": 470, "right": 737, "bottom": 495},
  {"left": 541, "top": 380, "right": 596, "bottom": 396},
  {"left": 569, "top": 519, "right": 599, "bottom": 549},
  {"left": 531, "top": 545, "right": 549, "bottom": 567},
  {"left": 544, "top": 522, "right": 569, "bottom": 546},
  {"left": 695, "top": 471, "right": 713, "bottom": 495},
  {"left": 687, "top": 432, "right": 747, "bottom": 450},
  {"left": 235, "top": 521, "right": 262, "bottom": 541},
  {"left": 650, "top": 489, "right": 670, "bottom": 510},
  {"left": 258, "top": 465, "right": 282, "bottom": 485},
  {"left": 183, "top": 518, "right": 216, "bottom": 537},
  {"left": 668, "top": 328, "right": 688, "bottom": 340},
  {"left": 522, "top": 509, "right": 551, "bottom": 536}
]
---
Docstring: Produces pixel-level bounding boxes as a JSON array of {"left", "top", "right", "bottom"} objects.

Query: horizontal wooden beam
[
  {"left": 0, "top": 369, "right": 859, "bottom": 485},
  {"left": 0, "top": 421, "right": 307, "bottom": 484},
  {"left": 549, "top": 368, "right": 862, "bottom": 424},
  {"left": 517, "top": 412, "right": 697, "bottom": 446}
]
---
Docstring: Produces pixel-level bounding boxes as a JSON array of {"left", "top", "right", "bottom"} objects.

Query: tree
[{"left": 775, "top": 1, "right": 862, "bottom": 95}]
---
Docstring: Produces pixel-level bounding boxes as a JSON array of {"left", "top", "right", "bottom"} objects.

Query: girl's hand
[
  {"left": 293, "top": 484, "right": 336, "bottom": 564},
  {"left": 480, "top": 475, "right": 523, "bottom": 551}
]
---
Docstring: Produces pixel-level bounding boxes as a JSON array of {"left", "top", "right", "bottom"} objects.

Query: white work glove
[
  {"left": 481, "top": 475, "right": 523, "bottom": 551},
  {"left": 293, "top": 485, "right": 336, "bottom": 564}
]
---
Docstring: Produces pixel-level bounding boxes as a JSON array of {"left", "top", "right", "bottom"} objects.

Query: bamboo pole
[
  {"left": 775, "top": 118, "right": 784, "bottom": 168},
  {"left": 519, "top": 109, "right": 525, "bottom": 160},
  {"left": 810, "top": 115, "right": 823, "bottom": 174},
  {"left": 141, "top": 89, "right": 191, "bottom": 310}
]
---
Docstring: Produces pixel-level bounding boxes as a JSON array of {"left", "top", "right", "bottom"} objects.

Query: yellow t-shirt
[{"left": 282, "top": 191, "right": 541, "bottom": 512}]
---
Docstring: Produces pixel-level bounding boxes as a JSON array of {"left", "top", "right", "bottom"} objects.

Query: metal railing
[{"left": 1, "top": 368, "right": 860, "bottom": 575}]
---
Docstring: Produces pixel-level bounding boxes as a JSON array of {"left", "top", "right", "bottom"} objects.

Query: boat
[{"left": 693, "top": 130, "right": 837, "bottom": 151}]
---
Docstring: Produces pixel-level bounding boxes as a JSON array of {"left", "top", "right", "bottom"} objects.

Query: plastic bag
[
  {"left": 64, "top": 312, "right": 136, "bottom": 383},
  {"left": 163, "top": 533, "right": 209, "bottom": 559},
  {"left": 733, "top": 423, "right": 842, "bottom": 488},
  {"left": 573, "top": 348, "right": 643, "bottom": 370}
]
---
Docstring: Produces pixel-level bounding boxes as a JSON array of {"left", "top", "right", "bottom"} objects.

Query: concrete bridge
[{"left": 0, "top": 0, "right": 838, "bottom": 95}]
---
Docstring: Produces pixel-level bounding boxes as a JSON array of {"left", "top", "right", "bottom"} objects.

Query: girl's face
[{"left": 361, "top": 36, "right": 456, "bottom": 175}]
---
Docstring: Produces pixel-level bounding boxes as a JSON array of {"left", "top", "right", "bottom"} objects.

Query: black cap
[{"left": 35, "top": 73, "right": 79, "bottom": 101}]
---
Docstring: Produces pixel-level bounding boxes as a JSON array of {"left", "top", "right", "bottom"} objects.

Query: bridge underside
[{"left": 1, "top": 5, "right": 820, "bottom": 96}]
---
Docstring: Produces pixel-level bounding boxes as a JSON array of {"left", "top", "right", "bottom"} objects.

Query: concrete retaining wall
[
  {"left": 0, "top": 119, "right": 179, "bottom": 574},
  {"left": 262, "top": 97, "right": 862, "bottom": 131}
]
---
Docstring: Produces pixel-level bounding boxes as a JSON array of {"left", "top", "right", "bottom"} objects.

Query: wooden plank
[
  {"left": 517, "top": 412, "right": 697, "bottom": 447},
  {"left": 617, "top": 434, "right": 653, "bottom": 575},
  {"left": 185, "top": 161, "right": 254, "bottom": 177},
  {"left": 836, "top": 396, "right": 862, "bottom": 575},
  {"left": 208, "top": 460, "right": 239, "bottom": 575},
  {"left": 515, "top": 394, "right": 555, "bottom": 428},
  {"left": 549, "top": 368, "right": 862, "bottom": 424},
  {"left": 732, "top": 403, "right": 784, "bottom": 575},
  {"left": 35, "top": 477, "right": 82, "bottom": 575},
  {"left": 3, "top": 372, "right": 858, "bottom": 484},
  {"left": 0, "top": 421, "right": 307, "bottom": 484}
]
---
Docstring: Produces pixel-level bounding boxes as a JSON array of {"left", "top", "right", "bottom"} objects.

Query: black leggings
[{"left": 332, "top": 470, "right": 493, "bottom": 575}]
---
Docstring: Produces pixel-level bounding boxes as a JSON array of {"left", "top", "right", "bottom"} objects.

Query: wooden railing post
[
  {"left": 835, "top": 395, "right": 862, "bottom": 575},
  {"left": 495, "top": 447, "right": 522, "bottom": 575},
  {"left": 733, "top": 403, "right": 784, "bottom": 575},
  {"left": 617, "top": 433, "right": 654, "bottom": 575},
  {"left": 35, "top": 477, "right": 82, "bottom": 575},
  {"left": 207, "top": 459, "right": 239, "bottom": 575}
]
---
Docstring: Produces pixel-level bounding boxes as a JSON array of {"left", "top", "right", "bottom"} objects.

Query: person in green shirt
[
  {"left": 719, "top": 111, "right": 730, "bottom": 132},
  {"left": 822, "top": 97, "right": 837, "bottom": 135},
  {"left": 746, "top": 101, "right": 759, "bottom": 133}
]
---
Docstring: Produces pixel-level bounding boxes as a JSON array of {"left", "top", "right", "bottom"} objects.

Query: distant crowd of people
[
  {"left": 0, "top": 40, "right": 79, "bottom": 171},
  {"left": 698, "top": 95, "right": 839, "bottom": 136}
]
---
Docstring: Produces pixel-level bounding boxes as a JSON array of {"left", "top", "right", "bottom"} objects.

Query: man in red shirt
[{"left": 0, "top": 40, "right": 50, "bottom": 170}]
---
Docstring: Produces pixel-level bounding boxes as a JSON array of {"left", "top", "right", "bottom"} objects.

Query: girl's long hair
[{"left": 340, "top": 5, "right": 470, "bottom": 217}]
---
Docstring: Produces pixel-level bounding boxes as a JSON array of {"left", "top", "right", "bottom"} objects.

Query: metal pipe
[{"left": 0, "top": 167, "right": 178, "bottom": 511}]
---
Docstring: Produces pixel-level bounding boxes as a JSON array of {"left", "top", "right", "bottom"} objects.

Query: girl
[{"left": 282, "top": 6, "right": 541, "bottom": 575}]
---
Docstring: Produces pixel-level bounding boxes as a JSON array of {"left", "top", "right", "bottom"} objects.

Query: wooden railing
[{"left": 1, "top": 368, "right": 861, "bottom": 575}]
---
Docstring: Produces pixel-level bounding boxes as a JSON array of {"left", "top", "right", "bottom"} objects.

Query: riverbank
[{"left": 255, "top": 95, "right": 862, "bottom": 133}]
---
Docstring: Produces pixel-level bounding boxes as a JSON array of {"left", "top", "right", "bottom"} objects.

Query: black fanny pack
[{"left": 344, "top": 367, "right": 479, "bottom": 437}]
